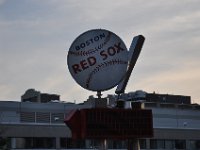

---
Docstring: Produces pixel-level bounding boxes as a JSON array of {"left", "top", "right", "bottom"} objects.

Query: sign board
[
  {"left": 67, "top": 29, "right": 128, "bottom": 91},
  {"left": 65, "top": 108, "right": 153, "bottom": 139}
]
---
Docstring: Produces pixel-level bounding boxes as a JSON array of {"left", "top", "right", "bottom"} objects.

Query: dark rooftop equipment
[
  {"left": 146, "top": 93, "right": 191, "bottom": 104},
  {"left": 21, "top": 89, "right": 60, "bottom": 103}
]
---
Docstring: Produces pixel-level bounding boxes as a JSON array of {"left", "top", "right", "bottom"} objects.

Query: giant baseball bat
[{"left": 115, "top": 35, "right": 145, "bottom": 94}]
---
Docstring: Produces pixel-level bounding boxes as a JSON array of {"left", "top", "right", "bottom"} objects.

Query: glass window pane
[
  {"left": 139, "top": 139, "right": 146, "bottom": 149},
  {"left": 157, "top": 140, "right": 165, "bottom": 149},
  {"left": 165, "top": 140, "right": 174, "bottom": 149},
  {"left": 175, "top": 140, "right": 186, "bottom": 149},
  {"left": 150, "top": 139, "right": 157, "bottom": 149}
]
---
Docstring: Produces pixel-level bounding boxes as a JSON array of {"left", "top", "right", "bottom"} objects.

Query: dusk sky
[{"left": 0, "top": 0, "right": 200, "bottom": 103}]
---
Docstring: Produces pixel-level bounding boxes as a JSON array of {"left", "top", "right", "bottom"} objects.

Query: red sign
[{"left": 65, "top": 108, "right": 153, "bottom": 139}]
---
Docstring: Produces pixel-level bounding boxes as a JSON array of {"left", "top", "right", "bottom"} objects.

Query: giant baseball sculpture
[{"left": 67, "top": 29, "right": 128, "bottom": 92}]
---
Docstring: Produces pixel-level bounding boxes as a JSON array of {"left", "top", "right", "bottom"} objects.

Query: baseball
[{"left": 67, "top": 29, "right": 128, "bottom": 91}]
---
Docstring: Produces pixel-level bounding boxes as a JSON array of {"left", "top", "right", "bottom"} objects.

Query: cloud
[{"left": 0, "top": 0, "right": 5, "bottom": 5}]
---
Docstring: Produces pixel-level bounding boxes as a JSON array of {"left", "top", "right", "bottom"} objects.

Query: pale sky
[{"left": 0, "top": 0, "right": 200, "bottom": 103}]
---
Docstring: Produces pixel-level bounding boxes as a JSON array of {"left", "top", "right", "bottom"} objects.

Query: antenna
[{"left": 115, "top": 35, "right": 145, "bottom": 95}]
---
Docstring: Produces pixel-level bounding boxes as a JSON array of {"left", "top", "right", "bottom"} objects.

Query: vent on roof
[
  {"left": 36, "top": 112, "right": 50, "bottom": 123},
  {"left": 20, "top": 112, "right": 35, "bottom": 123}
]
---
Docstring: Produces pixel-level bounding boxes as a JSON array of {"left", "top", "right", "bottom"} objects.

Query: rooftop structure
[
  {"left": 107, "top": 90, "right": 191, "bottom": 105},
  {"left": 21, "top": 89, "right": 60, "bottom": 103}
]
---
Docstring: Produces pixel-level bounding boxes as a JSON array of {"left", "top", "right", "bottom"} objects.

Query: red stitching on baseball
[{"left": 85, "top": 59, "right": 127, "bottom": 89}]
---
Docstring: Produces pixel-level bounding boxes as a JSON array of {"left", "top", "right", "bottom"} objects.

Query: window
[
  {"left": 175, "top": 140, "right": 186, "bottom": 149},
  {"left": 139, "top": 139, "right": 146, "bottom": 149},
  {"left": 60, "top": 138, "right": 85, "bottom": 148},
  {"left": 190, "top": 140, "right": 200, "bottom": 150},
  {"left": 165, "top": 140, "right": 174, "bottom": 149},
  {"left": 150, "top": 139, "right": 168, "bottom": 149},
  {"left": 14, "top": 137, "right": 56, "bottom": 149},
  {"left": 149, "top": 139, "right": 187, "bottom": 149},
  {"left": 150, "top": 139, "right": 157, "bottom": 149},
  {"left": 157, "top": 140, "right": 165, "bottom": 149},
  {"left": 150, "top": 139, "right": 164, "bottom": 149}
]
